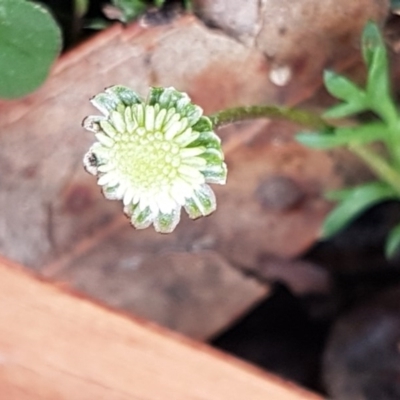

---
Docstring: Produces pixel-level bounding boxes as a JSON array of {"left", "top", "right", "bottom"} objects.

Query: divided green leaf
[
  {"left": 322, "top": 181, "right": 397, "bottom": 238},
  {"left": 323, "top": 70, "right": 365, "bottom": 104}
]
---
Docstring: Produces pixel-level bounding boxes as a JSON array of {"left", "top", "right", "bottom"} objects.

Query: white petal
[
  {"left": 155, "top": 191, "right": 177, "bottom": 214},
  {"left": 171, "top": 177, "right": 195, "bottom": 202},
  {"left": 135, "top": 104, "right": 145, "bottom": 126},
  {"left": 153, "top": 206, "right": 181, "bottom": 233},
  {"left": 163, "top": 114, "right": 181, "bottom": 133},
  {"left": 178, "top": 165, "right": 205, "bottom": 185},
  {"left": 164, "top": 119, "right": 184, "bottom": 140},
  {"left": 181, "top": 156, "right": 207, "bottom": 168},
  {"left": 110, "top": 111, "right": 126, "bottom": 133},
  {"left": 154, "top": 108, "right": 167, "bottom": 130},
  {"left": 123, "top": 187, "right": 135, "bottom": 206},
  {"left": 98, "top": 172, "right": 118, "bottom": 186},
  {"left": 115, "top": 182, "right": 128, "bottom": 199},
  {"left": 99, "top": 120, "right": 117, "bottom": 138},
  {"left": 145, "top": 105, "right": 155, "bottom": 131},
  {"left": 125, "top": 107, "right": 138, "bottom": 133},
  {"left": 97, "top": 163, "right": 116, "bottom": 173},
  {"left": 174, "top": 128, "right": 199, "bottom": 147},
  {"left": 95, "top": 133, "right": 115, "bottom": 148},
  {"left": 83, "top": 116, "right": 104, "bottom": 133},
  {"left": 179, "top": 147, "right": 205, "bottom": 158}
]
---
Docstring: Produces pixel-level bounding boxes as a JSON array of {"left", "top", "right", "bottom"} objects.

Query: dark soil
[{"left": 212, "top": 202, "right": 400, "bottom": 397}]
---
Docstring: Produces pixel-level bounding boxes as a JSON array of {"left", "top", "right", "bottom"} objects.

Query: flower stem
[
  {"left": 209, "top": 105, "right": 330, "bottom": 131},
  {"left": 349, "top": 144, "right": 400, "bottom": 196}
]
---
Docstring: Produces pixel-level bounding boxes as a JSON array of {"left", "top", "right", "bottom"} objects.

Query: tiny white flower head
[{"left": 83, "top": 85, "right": 227, "bottom": 233}]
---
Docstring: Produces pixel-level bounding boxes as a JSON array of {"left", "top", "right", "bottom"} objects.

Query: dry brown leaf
[{"left": 0, "top": 13, "right": 372, "bottom": 338}]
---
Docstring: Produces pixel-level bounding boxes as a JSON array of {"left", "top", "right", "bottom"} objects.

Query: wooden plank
[{"left": 0, "top": 256, "right": 322, "bottom": 400}]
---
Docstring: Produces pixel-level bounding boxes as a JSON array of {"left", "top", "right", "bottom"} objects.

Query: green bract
[{"left": 83, "top": 86, "right": 227, "bottom": 233}]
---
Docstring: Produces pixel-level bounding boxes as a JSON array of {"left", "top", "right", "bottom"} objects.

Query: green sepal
[
  {"left": 385, "top": 222, "right": 400, "bottom": 258},
  {"left": 188, "top": 129, "right": 221, "bottom": 151},
  {"left": 322, "top": 181, "right": 398, "bottom": 238},
  {"left": 106, "top": 85, "right": 142, "bottom": 106},
  {"left": 201, "top": 163, "right": 227, "bottom": 184},
  {"left": 148, "top": 87, "right": 202, "bottom": 125}
]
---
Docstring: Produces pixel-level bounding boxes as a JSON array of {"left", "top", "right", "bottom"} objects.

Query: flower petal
[
  {"left": 83, "top": 115, "right": 104, "bottom": 133},
  {"left": 145, "top": 105, "right": 155, "bottom": 131},
  {"left": 201, "top": 163, "right": 228, "bottom": 184},
  {"left": 102, "top": 185, "right": 120, "bottom": 200},
  {"left": 95, "top": 132, "right": 115, "bottom": 148},
  {"left": 99, "top": 120, "right": 118, "bottom": 138},
  {"left": 110, "top": 110, "right": 126, "bottom": 133},
  {"left": 153, "top": 206, "right": 181, "bottom": 233},
  {"left": 179, "top": 147, "right": 205, "bottom": 158},
  {"left": 83, "top": 150, "right": 98, "bottom": 175},
  {"left": 174, "top": 129, "right": 199, "bottom": 147},
  {"left": 184, "top": 184, "right": 217, "bottom": 219},
  {"left": 125, "top": 204, "right": 154, "bottom": 230}
]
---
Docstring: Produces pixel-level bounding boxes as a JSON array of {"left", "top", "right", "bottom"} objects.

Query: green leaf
[
  {"left": 298, "top": 123, "right": 386, "bottom": 149},
  {"left": 153, "top": 0, "right": 166, "bottom": 7},
  {"left": 391, "top": 0, "right": 400, "bottom": 11},
  {"left": 362, "top": 21, "right": 385, "bottom": 68},
  {"left": 323, "top": 102, "right": 367, "bottom": 119},
  {"left": 296, "top": 131, "right": 349, "bottom": 149},
  {"left": 111, "top": 0, "right": 147, "bottom": 22},
  {"left": 323, "top": 70, "right": 365, "bottom": 103},
  {"left": 0, "top": 0, "right": 62, "bottom": 98},
  {"left": 74, "top": 0, "right": 89, "bottom": 18},
  {"left": 385, "top": 223, "right": 400, "bottom": 258},
  {"left": 322, "top": 181, "right": 398, "bottom": 238},
  {"left": 335, "top": 122, "right": 387, "bottom": 144},
  {"left": 361, "top": 22, "right": 397, "bottom": 122}
]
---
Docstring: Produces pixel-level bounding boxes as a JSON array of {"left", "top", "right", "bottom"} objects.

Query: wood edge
[{"left": 0, "top": 254, "right": 322, "bottom": 400}]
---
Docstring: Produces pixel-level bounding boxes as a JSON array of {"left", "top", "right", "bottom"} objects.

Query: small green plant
[
  {"left": 83, "top": 21, "right": 400, "bottom": 257},
  {"left": 0, "top": 0, "right": 62, "bottom": 98},
  {"left": 297, "top": 22, "right": 400, "bottom": 258}
]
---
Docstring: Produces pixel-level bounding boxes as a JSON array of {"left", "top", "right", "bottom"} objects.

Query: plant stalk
[
  {"left": 209, "top": 105, "right": 329, "bottom": 131},
  {"left": 349, "top": 144, "right": 400, "bottom": 196}
]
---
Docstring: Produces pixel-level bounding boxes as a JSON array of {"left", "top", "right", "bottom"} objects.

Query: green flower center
[
  {"left": 96, "top": 103, "right": 206, "bottom": 195},
  {"left": 111, "top": 130, "right": 183, "bottom": 191}
]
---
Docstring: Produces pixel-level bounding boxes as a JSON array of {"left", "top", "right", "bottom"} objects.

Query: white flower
[{"left": 83, "top": 85, "right": 227, "bottom": 233}]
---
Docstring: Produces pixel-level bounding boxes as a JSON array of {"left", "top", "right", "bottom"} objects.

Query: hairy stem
[{"left": 209, "top": 105, "right": 329, "bottom": 131}]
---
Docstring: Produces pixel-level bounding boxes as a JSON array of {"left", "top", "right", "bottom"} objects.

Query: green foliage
[
  {"left": 322, "top": 182, "right": 397, "bottom": 238},
  {"left": 297, "top": 22, "right": 400, "bottom": 257},
  {"left": 386, "top": 222, "right": 400, "bottom": 258},
  {"left": 74, "top": 0, "right": 90, "bottom": 18},
  {"left": 0, "top": 0, "right": 62, "bottom": 98},
  {"left": 111, "top": 0, "right": 148, "bottom": 22}
]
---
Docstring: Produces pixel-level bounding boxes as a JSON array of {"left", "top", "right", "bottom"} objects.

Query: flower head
[{"left": 83, "top": 85, "right": 227, "bottom": 233}]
